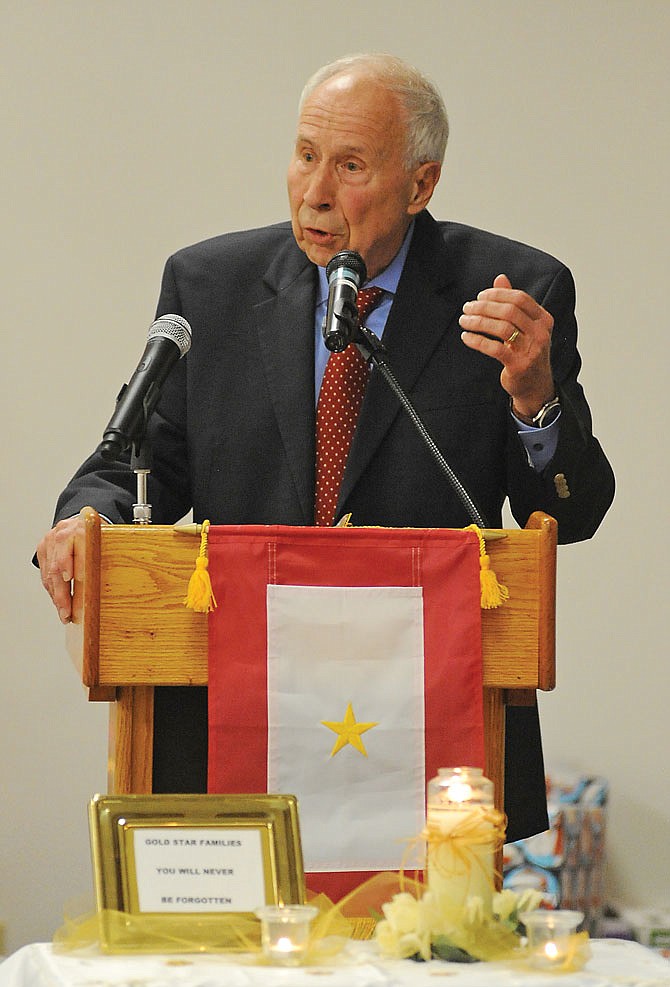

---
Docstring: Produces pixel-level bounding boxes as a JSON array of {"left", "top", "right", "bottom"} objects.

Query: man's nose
[{"left": 303, "top": 163, "right": 335, "bottom": 210}]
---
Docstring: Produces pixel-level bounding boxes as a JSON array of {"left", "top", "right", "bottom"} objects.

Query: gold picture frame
[{"left": 88, "top": 793, "right": 306, "bottom": 952}]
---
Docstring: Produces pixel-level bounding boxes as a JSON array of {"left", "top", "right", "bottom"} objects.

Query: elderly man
[{"left": 36, "top": 54, "right": 614, "bottom": 843}]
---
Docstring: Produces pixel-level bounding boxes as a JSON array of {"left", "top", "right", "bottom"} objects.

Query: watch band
[{"left": 511, "top": 395, "right": 561, "bottom": 428}]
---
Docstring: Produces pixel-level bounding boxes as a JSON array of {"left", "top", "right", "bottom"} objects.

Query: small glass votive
[
  {"left": 520, "top": 910, "right": 584, "bottom": 969},
  {"left": 255, "top": 904, "right": 318, "bottom": 966}
]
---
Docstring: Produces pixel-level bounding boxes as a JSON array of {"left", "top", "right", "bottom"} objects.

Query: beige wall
[{"left": 2, "top": 0, "right": 668, "bottom": 952}]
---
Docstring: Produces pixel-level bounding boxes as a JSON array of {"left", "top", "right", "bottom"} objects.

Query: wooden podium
[{"left": 67, "top": 508, "right": 557, "bottom": 821}]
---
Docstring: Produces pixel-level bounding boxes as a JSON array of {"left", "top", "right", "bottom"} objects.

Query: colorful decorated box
[{"left": 503, "top": 770, "right": 608, "bottom": 933}]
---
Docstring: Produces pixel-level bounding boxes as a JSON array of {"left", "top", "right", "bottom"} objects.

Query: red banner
[{"left": 207, "top": 525, "right": 484, "bottom": 901}]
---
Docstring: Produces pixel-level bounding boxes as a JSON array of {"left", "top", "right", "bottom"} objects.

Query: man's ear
[{"left": 407, "top": 161, "right": 441, "bottom": 215}]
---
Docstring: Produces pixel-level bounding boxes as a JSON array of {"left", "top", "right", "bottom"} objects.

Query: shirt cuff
[{"left": 512, "top": 411, "right": 561, "bottom": 471}]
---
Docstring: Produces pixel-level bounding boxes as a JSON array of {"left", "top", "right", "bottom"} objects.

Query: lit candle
[
  {"left": 520, "top": 909, "right": 584, "bottom": 969},
  {"left": 275, "top": 936, "right": 298, "bottom": 958},
  {"left": 426, "top": 767, "right": 496, "bottom": 913},
  {"left": 255, "top": 904, "right": 318, "bottom": 966},
  {"left": 544, "top": 941, "right": 560, "bottom": 961}
]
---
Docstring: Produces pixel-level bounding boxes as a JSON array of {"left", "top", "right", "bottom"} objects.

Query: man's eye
[
  {"left": 302, "top": 151, "right": 315, "bottom": 163},
  {"left": 343, "top": 161, "right": 360, "bottom": 172}
]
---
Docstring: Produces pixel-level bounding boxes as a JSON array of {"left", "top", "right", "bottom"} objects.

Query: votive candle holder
[
  {"left": 255, "top": 904, "right": 318, "bottom": 966},
  {"left": 520, "top": 909, "right": 584, "bottom": 969}
]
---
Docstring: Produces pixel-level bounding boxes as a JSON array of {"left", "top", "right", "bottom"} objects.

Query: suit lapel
[
  {"left": 339, "top": 213, "right": 462, "bottom": 508},
  {"left": 254, "top": 241, "right": 317, "bottom": 523}
]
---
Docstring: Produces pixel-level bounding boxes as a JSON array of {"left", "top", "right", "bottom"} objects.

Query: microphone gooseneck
[{"left": 353, "top": 327, "right": 487, "bottom": 529}]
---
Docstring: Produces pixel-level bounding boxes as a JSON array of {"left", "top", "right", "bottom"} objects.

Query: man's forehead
[
  {"left": 294, "top": 121, "right": 370, "bottom": 157},
  {"left": 295, "top": 78, "right": 404, "bottom": 154}
]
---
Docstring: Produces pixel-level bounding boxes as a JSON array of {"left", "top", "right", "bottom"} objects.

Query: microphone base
[
  {"left": 131, "top": 449, "right": 152, "bottom": 525},
  {"left": 133, "top": 503, "right": 152, "bottom": 524}
]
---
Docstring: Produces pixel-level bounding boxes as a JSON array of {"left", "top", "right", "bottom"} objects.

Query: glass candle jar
[
  {"left": 426, "top": 767, "right": 496, "bottom": 912},
  {"left": 255, "top": 904, "right": 318, "bottom": 966},
  {"left": 520, "top": 909, "right": 584, "bottom": 969}
]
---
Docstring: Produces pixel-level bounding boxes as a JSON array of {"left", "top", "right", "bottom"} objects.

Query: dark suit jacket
[{"left": 53, "top": 210, "right": 614, "bottom": 841}]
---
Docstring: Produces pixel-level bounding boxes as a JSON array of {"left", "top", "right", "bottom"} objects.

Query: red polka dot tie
[{"left": 315, "top": 285, "right": 384, "bottom": 526}]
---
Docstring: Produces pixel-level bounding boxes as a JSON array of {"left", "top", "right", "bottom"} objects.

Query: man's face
[{"left": 287, "top": 72, "right": 435, "bottom": 280}]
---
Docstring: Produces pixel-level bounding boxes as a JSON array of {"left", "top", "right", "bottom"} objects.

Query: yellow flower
[
  {"left": 376, "top": 893, "right": 432, "bottom": 962},
  {"left": 380, "top": 893, "right": 421, "bottom": 936},
  {"left": 376, "top": 888, "right": 538, "bottom": 965},
  {"left": 376, "top": 922, "right": 431, "bottom": 961},
  {"left": 463, "top": 896, "right": 485, "bottom": 927},
  {"left": 493, "top": 888, "right": 519, "bottom": 922}
]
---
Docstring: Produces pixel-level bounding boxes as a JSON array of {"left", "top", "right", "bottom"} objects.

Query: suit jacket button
[{"left": 554, "top": 473, "right": 571, "bottom": 498}]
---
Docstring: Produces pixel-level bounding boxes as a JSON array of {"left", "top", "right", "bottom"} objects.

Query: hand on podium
[{"left": 36, "top": 510, "right": 108, "bottom": 624}]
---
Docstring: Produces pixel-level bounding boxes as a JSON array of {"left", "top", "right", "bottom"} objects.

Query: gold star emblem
[{"left": 321, "top": 702, "right": 379, "bottom": 758}]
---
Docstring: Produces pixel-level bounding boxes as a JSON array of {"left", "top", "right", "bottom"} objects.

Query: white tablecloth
[{"left": 0, "top": 940, "right": 668, "bottom": 987}]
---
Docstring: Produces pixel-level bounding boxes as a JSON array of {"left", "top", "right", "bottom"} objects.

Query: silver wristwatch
[{"left": 511, "top": 395, "right": 561, "bottom": 428}]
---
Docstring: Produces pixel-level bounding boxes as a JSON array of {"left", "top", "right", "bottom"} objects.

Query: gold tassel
[
  {"left": 184, "top": 520, "right": 218, "bottom": 613},
  {"left": 464, "top": 525, "right": 509, "bottom": 610}
]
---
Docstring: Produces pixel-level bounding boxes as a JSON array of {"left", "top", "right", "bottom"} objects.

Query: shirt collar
[{"left": 316, "top": 220, "right": 415, "bottom": 304}]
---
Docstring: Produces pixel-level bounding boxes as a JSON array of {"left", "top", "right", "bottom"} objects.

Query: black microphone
[
  {"left": 100, "top": 314, "right": 191, "bottom": 460},
  {"left": 323, "top": 250, "right": 367, "bottom": 352}
]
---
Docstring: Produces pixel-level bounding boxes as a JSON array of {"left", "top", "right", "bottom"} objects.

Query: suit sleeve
[{"left": 505, "top": 264, "right": 615, "bottom": 543}]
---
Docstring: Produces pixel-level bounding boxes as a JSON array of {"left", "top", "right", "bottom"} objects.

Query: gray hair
[{"left": 299, "top": 53, "right": 449, "bottom": 169}]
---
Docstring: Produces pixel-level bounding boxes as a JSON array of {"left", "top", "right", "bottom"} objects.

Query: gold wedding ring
[{"left": 506, "top": 328, "right": 520, "bottom": 345}]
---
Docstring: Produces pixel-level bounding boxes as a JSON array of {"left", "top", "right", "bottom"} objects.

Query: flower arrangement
[{"left": 375, "top": 887, "right": 544, "bottom": 963}]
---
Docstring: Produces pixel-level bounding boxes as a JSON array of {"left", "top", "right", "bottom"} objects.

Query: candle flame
[
  {"left": 447, "top": 781, "right": 473, "bottom": 802},
  {"left": 276, "top": 936, "right": 295, "bottom": 952},
  {"left": 544, "top": 941, "right": 559, "bottom": 960}
]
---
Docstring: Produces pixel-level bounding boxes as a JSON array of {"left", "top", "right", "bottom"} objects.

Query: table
[{"left": 0, "top": 940, "right": 668, "bottom": 986}]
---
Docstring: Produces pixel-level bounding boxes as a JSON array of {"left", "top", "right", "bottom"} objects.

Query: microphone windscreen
[
  {"left": 149, "top": 314, "right": 192, "bottom": 357},
  {"left": 326, "top": 250, "right": 367, "bottom": 285}
]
